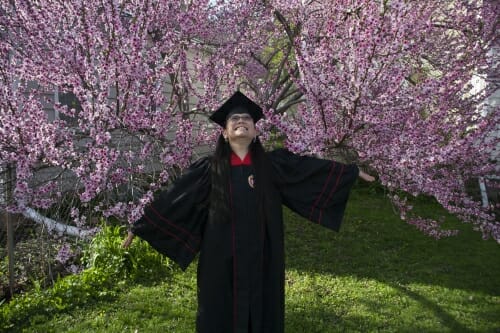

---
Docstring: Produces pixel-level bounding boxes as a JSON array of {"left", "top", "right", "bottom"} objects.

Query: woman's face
[{"left": 223, "top": 113, "right": 257, "bottom": 143}]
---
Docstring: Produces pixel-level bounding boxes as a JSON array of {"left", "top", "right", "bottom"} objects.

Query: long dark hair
[{"left": 209, "top": 133, "right": 273, "bottom": 225}]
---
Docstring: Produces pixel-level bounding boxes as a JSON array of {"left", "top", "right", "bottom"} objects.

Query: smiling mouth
[{"left": 235, "top": 126, "right": 248, "bottom": 130}]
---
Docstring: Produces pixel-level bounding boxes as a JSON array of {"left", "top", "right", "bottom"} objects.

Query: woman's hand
[
  {"left": 122, "top": 231, "right": 135, "bottom": 248},
  {"left": 359, "top": 170, "right": 375, "bottom": 182}
]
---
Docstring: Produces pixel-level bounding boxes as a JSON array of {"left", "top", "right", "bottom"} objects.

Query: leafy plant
[{"left": 0, "top": 224, "right": 174, "bottom": 331}]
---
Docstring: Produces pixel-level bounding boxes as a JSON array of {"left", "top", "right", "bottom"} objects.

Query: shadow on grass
[
  {"left": 284, "top": 187, "right": 500, "bottom": 296},
  {"left": 285, "top": 306, "right": 344, "bottom": 333},
  {"left": 391, "top": 284, "right": 474, "bottom": 333},
  {"left": 283, "top": 186, "right": 500, "bottom": 332},
  {"left": 285, "top": 297, "right": 473, "bottom": 333}
]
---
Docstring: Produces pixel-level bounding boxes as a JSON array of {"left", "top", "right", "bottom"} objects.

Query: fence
[{"left": 1, "top": 213, "right": 65, "bottom": 301}]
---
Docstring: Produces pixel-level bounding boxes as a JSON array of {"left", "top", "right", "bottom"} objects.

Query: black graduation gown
[{"left": 131, "top": 148, "right": 359, "bottom": 333}]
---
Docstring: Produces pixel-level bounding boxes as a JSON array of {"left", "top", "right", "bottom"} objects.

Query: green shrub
[
  {"left": 0, "top": 224, "right": 174, "bottom": 331},
  {"left": 83, "top": 224, "right": 174, "bottom": 281}
]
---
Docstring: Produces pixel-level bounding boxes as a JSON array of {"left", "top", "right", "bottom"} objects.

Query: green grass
[{"left": 4, "top": 185, "right": 500, "bottom": 332}]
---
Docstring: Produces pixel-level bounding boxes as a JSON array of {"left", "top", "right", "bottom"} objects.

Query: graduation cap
[{"left": 210, "top": 91, "right": 264, "bottom": 127}]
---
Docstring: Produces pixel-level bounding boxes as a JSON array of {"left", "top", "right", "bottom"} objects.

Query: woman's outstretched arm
[{"left": 359, "top": 170, "right": 375, "bottom": 182}]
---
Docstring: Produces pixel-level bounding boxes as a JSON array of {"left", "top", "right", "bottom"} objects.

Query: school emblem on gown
[{"left": 248, "top": 174, "right": 255, "bottom": 188}]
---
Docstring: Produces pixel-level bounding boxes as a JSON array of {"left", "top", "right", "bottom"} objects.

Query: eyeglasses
[{"left": 227, "top": 114, "right": 253, "bottom": 123}]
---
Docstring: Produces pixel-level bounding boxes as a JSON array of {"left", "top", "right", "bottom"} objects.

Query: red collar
[{"left": 230, "top": 152, "right": 252, "bottom": 166}]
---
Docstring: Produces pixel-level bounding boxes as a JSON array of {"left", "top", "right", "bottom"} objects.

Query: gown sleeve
[
  {"left": 131, "top": 157, "right": 211, "bottom": 270},
  {"left": 269, "top": 148, "right": 359, "bottom": 232}
]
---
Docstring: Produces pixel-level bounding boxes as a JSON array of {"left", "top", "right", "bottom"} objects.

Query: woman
[{"left": 123, "top": 91, "right": 374, "bottom": 333}]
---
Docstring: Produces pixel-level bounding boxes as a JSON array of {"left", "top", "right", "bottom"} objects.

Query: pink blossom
[{"left": 0, "top": 0, "right": 498, "bottom": 241}]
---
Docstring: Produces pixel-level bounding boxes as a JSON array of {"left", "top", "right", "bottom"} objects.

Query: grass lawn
[{"left": 9, "top": 186, "right": 500, "bottom": 332}]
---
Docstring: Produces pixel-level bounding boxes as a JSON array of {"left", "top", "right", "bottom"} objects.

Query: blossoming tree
[{"left": 0, "top": 0, "right": 498, "bottom": 241}]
